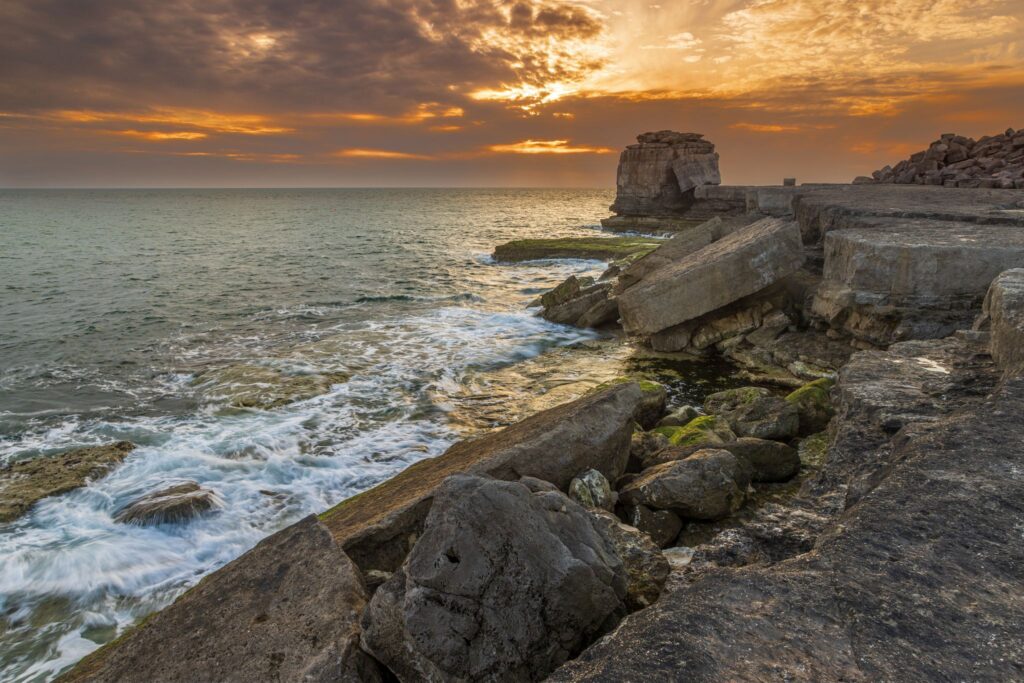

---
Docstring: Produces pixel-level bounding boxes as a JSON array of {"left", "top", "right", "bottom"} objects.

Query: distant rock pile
[
  {"left": 610, "top": 131, "right": 721, "bottom": 216},
  {"left": 856, "top": 128, "right": 1024, "bottom": 189}
]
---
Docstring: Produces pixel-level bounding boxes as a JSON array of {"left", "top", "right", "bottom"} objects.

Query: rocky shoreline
[{"left": 42, "top": 129, "right": 1024, "bottom": 681}]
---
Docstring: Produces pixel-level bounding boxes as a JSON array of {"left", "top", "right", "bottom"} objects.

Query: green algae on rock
[
  {"left": 192, "top": 364, "right": 351, "bottom": 410},
  {"left": 592, "top": 376, "right": 667, "bottom": 428},
  {"left": 653, "top": 415, "right": 735, "bottom": 449},
  {"left": 492, "top": 237, "right": 661, "bottom": 263},
  {"left": 0, "top": 442, "right": 135, "bottom": 523},
  {"left": 786, "top": 377, "right": 836, "bottom": 435}
]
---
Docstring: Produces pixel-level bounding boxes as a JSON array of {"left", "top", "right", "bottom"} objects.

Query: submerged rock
[
  {"left": 114, "top": 481, "right": 224, "bottom": 526},
  {"left": 0, "top": 442, "right": 135, "bottom": 523},
  {"left": 492, "top": 237, "right": 661, "bottom": 263},
  {"left": 360, "top": 475, "right": 628, "bottom": 682},
  {"left": 619, "top": 449, "right": 751, "bottom": 521},
  {"left": 193, "top": 364, "right": 350, "bottom": 410},
  {"left": 63, "top": 516, "right": 382, "bottom": 682}
]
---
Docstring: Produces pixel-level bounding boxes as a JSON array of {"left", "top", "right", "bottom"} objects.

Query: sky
[{"left": 1, "top": 0, "right": 1022, "bottom": 188}]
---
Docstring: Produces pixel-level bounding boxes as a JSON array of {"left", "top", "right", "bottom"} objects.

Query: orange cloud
[
  {"left": 333, "top": 148, "right": 432, "bottom": 160},
  {"left": 310, "top": 103, "right": 463, "bottom": 126},
  {"left": 730, "top": 123, "right": 800, "bottom": 133},
  {"left": 487, "top": 139, "right": 613, "bottom": 154},
  {"left": 115, "top": 129, "right": 208, "bottom": 141},
  {"left": 52, "top": 108, "right": 291, "bottom": 134}
]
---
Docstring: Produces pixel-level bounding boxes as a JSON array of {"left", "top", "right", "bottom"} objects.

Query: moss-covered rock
[
  {"left": 653, "top": 415, "right": 735, "bottom": 449},
  {"left": 493, "top": 237, "right": 661, "bottom": 263},
  {"left": 786, "top": 378, "right": 836, "bottom": 435},
  {"left": 0, "top": 442, "right": 135, "bottom": 523},
  {"left": 594, "top": 377, "right": 667, "bottom": 429},
  {"left": 704, "top": 386, "right": 799, "bottom": 441}
]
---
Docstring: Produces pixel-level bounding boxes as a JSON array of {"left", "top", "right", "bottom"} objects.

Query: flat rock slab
[
  {"left": 0, "top": 442, "right": 135, "bottom": 523},
  {"left": 320, "top": 382, "right": 644, "bottom": 571},
  {"left": 618, "top": 217, "right": 805, "bottom": 335},
  {"left": 792, "top": 184, "right": 1024, "bottom": 243},
  {"left": 62, "top": 516, "right": 381, "bottom": 683},
  {"left": 492, "top": 237, "right": 661, "bottom": 263},
  {"left": 981, "top": 268, "right": 1024, "bottom": 375}
]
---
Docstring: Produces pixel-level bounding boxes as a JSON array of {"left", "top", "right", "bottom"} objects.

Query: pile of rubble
[{"left": 856, "top": 128, "right": 1024, "bottom": 189}]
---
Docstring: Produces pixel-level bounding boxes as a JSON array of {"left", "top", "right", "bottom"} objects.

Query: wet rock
[
  {"left": 655, "top": 405, "right": 701, "bottom": 428},
  {"left": 320, "top": 382, "right": 644, "bottom": 572},
  {"left": 618, "top": 217, "right": 805, "bottom": 336},
  {"left": 0, "top": 442, "right": 135, "bottom": 523},
  {"left": 569, "top": 469, "right": 615, "bottom": 511},
  {"left": 539, "top": 275, "right": 593, "bottom": 309},
  {"left": 575, "top": 295, "right": 620, "bottom": 328},
  {"left": 193, "top": 364, "right": 350, "bottom": 410},
  {"left": 541, "top": 282, "right": 613, "bottom": 326},
  {"left": 619, "top": 449, "right": 751, "bottom": 520},
  {"left": 492, "top": 237, "right": 661, "bottom": 263},
  {"left": 114, "top": 481, "right": 224, "bottom": 526},
  {"left": 785, "top": 377, "right": 836, "bottom": 435},
  {"left": 609, "top": 131, "right": 720, "bottom": 217},
  {"left": 616, "top": 503, "right": 682, "bottom": 548},
  {"left": 717, "top": 438, "right": 800, "bottom": 482},
  {"left": 63, "top": 516, "right": 382, "bottom": 683},
  {"left": 979, "top": 268, "right": 1024, "bottom": 375},
  {"left": 703, "top": 387, "right": 799, "bottom": 440},
  {"left": 360, "top": 475, "right": 628, "bottom": 682},
  {"left": 588, "top": 509, "right": 669, "bottom": 609}
]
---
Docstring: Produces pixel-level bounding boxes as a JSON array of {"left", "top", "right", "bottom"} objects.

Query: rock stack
[
  {"left": 610, "top": 131, "right": 721, "bottom": 216},
  {"left": 855, "top": 128, "right": 1024, "bottom": 189}
]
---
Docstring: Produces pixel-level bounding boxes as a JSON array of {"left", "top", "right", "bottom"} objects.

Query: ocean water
[{"left": 0, "top": 189, "right": 735, "bottom": 681}]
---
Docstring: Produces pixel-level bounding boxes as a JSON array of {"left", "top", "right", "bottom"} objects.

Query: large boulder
[
  {"left": 360, "top": 475, "right": 629, "bottom": 682},
  {"left": 114, "top": 481, "right": 224, "bottom": 526},
  {"left": 978, "top": 268, "right": 1024, "bottom": 376},
  {"left": 320, "top": 382, "right": 644, "bottom": 572},
  {"left": 618, "top": 217, "right": 805, "bottom": 336},
  {"left": 609, "top": 131, "right": 720, "bottom": 217},
  {"left": 62, "top": 516, "right": 382, "bottom": 683},
  {"left": 717, "top": 438, "right": 800, "bottom": 482},
  {"left": 703, "top": 387, "right": 800, "bottom": 440},
  {"left": 619, "top": 449, "right": 751, "bottom": 520},
  {"left": 0, "top": 442, "right": 135, "bottom": 523}
]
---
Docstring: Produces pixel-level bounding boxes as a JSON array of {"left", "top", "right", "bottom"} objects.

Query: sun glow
[{"left": 487, "top": 139, "right": 613, "bottom": 154}]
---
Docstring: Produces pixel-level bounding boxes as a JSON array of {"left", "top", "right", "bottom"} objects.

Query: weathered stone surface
[
  {"left": 541, "top": 283, "right": 612, "bottom": 326},
  {"left": 619, "top": 450, "right": 750, "bottom": 520},
  {"left": 654, "top": 404, "right": 700, "bottom": 428},
  {"left": 0, "top": 442, "right": 135, "bottom": 523},
  {"left": 492, "top": 237, "right": 660, "bottom": 263},
  {"left": 704, "top": 387, "right": 800, "bottom": 440},
  {"left": 628, "top": 430, "right": 670, "bottom": 469},
  {"left": 615, "top": 217, "right": 722, "bottom": 291},
  {"left": 811, "top": 223, "right": 1024, "bottom": 345},
  {"left": 615, "top": 503, "right": 682, "bottom": 548},
  {"left": 610, "top": 131, "right": 720, "bottom": 216},
  {"left": 320, "top": 382, "right": 644, "bottom": 571},
  {"left": 575, "top": 295, "right": 620, "bottom": 328},
  {"left": 569, "top": 469, "right": 615, "bottom": 511},
  {"left": 588, "top": 509, "right": 669, "bottom": 610},
  {"left": 618, "top": 217, "right": 805, "bottom": 336},
  {"left": 979, "top": 268, "right": 1024, "bottom": 375},
  {"left": 63, "top": 516, "right": 381, "bottom": 683},
  {"left": 114, "top": 481, "right": 223, "bottom": 526},
  {"left": 360, "top": 475, "right": 628, "bottom": 682},
  {"left": 785, "top": 377, "right": 835, "bottom": 435},
  {"left": 650, "top": 415, "right": 736, "bottom": 458},
  {"left": 717, "top": 437, "right": 800, "bottom": 482},
  {"left": 538, "top": 275, "right": 591, "bottom": 309},
  {"left": 550, "top": 335, "right": 1024, "bottom": 682}
]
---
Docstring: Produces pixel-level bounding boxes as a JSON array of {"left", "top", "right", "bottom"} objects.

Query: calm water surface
[{"left": 0, "top": 189, "right": 736, "bottom": 681}]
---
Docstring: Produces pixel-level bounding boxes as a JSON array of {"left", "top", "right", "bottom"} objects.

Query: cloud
[
  {"left": 487, "top": 139, "right": 613, "bottom": 153},
  {"left": 333, "top": 148, "right": 433, "bottom": 160}
]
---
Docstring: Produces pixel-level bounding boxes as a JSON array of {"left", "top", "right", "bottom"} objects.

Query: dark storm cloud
[{"left": 0, "top": 0, "right": 603, "bottom": 114}]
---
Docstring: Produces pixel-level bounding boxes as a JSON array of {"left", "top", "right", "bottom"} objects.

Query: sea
[{"left": 0, "top": 189, "right": 738, "bottom": 681}]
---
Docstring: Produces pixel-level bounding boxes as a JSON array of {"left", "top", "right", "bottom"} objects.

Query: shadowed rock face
[
  {"left": 360, "top": 475, "right": 629, "bottom": 682},
  {"left": 320, "top": 382, "right": 644, "bottom": 572},
  {"left": 550, "top": 333, "right": 1024, "bottom": 682},
  {"left": 979, "top": 268, "right": 1024, "bottom": 375},
  {"left": 61, "top": 516, "right": 382, "bottom": 683},
  {"left": 610, "top": 131, "right": 720, "bottom": 217}
]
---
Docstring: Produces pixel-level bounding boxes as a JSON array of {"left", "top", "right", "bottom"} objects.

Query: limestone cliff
[{"left": 609, "top": 131, "right": 721, "bottom": 217}]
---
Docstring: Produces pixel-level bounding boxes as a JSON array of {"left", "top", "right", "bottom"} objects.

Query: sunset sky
[{"left": 2, "top": 0, "right": 1022, "bottom": 187}]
